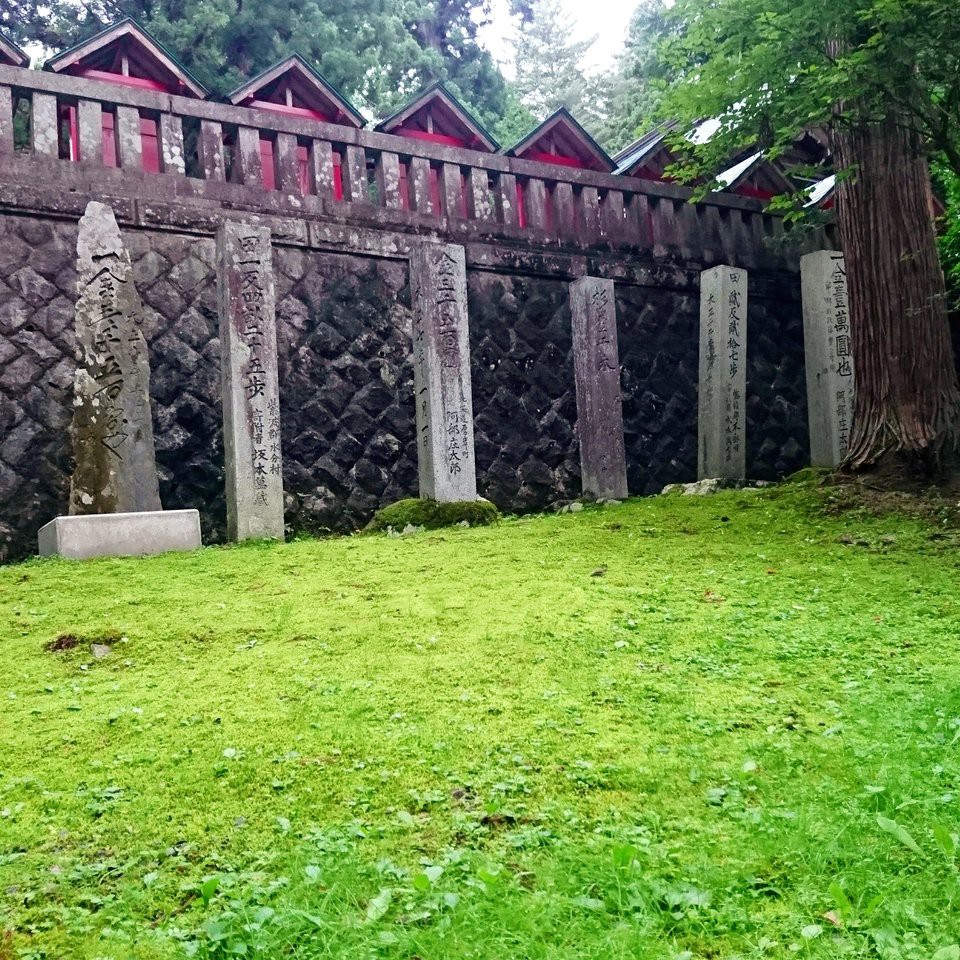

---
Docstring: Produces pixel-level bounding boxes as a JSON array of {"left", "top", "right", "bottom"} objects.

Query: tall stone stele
[
  {"left": 801, "top": 251, "right": 855, "bottom": 466},
  {"left": 217, "top": 221, "right": 285, "bottom": 541},
  {"left": 570, "top": 276, "right": 628, "bottom": 500},
  {"left": 409, "top": 242, "right": 478, "bottom": 502},
  {"left": 38, "top": 201, "right": 201, "bottom": 559},
  {"left": 698, "top": 265, "right": 748, "bottom": 480},
  {"left": 70, "top": 201, "right": 162, "bottom": 515}
]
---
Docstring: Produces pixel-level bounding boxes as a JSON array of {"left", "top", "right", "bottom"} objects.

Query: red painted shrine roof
[
  {"left": 505, "top": 108, "right": 614, "bottom": 172},
  {"left": 43, "top": 18, "right": 207, "bottom": 98},
  {"left": 227, "top": 55, "right": 365, "bottom": 127},
  {"left": 375, "top": 82, "right": 499, "bottom": 152},
  {"left": 0, "top": 31, "right": 29, "bottom": 68}
]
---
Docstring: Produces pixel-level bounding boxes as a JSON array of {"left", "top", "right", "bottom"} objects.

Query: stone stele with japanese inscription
[
  {"left": 218, "top": 221, "right": 285, "bottom": 541},
  {"left": 801, "top": 250, "right": 855, "bottom": 467},
  {"left": 69, "top": 200, "right": 162, "bottom": 515},
  {"left": 698, "top": 265, "right": 748, "bottom": 480},
  {"left": 409, "top": 242, "right": 478, "bottom": 502},
  {"left": 570, "top": 276, "right": 628, "bottom": 500}
]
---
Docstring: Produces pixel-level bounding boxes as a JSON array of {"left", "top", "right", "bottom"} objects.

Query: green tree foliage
[
  {"left": 654, "top": 0, "right": 960, "bottom": 186},
  {"left": 591, "top": 0, "right": 672, "bottom": 153},
  {"left": 936, "top": 163, "right": 960, "bottom": 310},
  {"left": 654, "top": 0, "right": 960, "bottom": 474},
  {"left": 0, "top": 0, "right": 510, "bottom": 126},
  {"left": 507, "top": 0, "right": 596, "bottom": 122}
]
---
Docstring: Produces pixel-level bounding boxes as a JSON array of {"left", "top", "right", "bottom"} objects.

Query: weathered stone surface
[
  {"left": 698, "top": 265, "right": 747, "bottom": 480},
  {"left": 218, "top": 222, "right": 284, "bottom": 541},
  {"left": 410, "top": 242, "right": 477, "bottom": 501},
  {"left": 469, "top": 273, "right": 580, "bottom": 511},
  {"left": 0, "top": 210, "right": 816, "bottom": 562},
  {"left": 801, "top": 250, "right": 854, "bottom": 466},
  {"left": 570, "top": 276, "right": 628, "bottom": 500},
  {"left": 38, "top": 509, "right": 201, "bottom": 559},
  {"left": 70, "top": 201, "right": 161, "bottom": 515},
  {"left": 745, "top": 283, "right": 809, "bottom": 481}
]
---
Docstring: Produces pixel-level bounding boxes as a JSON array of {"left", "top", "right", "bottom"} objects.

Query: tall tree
[
  {"left": 657, "top": 0, "right": 960, "bottom": 480},
  {"left": 593, "top": 0, "right": 671, "bottom": 152},
  {"left": 0, "top": 0, "right": 509, "bottom": 125},
  {"left": 507, "top": 0, "right": 596, "bottom": 122}
]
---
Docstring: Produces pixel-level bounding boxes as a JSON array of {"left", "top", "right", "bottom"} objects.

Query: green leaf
[
  {"left": 876, "top": 815, "right": 923, "bottom": 855},
  {"left": 613, "top": 843, "right": 639, "bottom": 868},
  {"left": 932, "top": 946, "right": 960, "bottom": 960},
  {"left": 828, "top": 881, "right": 853, "bottom": 917},
  {"left": 198, "top": 875, "right": 221, "bottom": 906},
  {"left": 572, "top": 895, "right": 605, "bottom": 911},
  {"left": 411, "top": 872, "right": 431, "bottom": 892},
  {"left": 365, "top": 887, "right": 392, "bottom": 922},
  {"left": 933, "top": 824, "right": 956, "bottom": 859}
]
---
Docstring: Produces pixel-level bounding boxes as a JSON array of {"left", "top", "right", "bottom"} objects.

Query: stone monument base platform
[{"left": 38, "top": 510, "right": 202, "bottom": 560}]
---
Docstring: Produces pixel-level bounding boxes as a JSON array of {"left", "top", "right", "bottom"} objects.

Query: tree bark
[{"left": 832, "top": 115, "right": 960, "bottom": 478}]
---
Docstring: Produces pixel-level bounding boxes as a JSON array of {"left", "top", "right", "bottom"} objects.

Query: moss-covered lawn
[{"left": 2, "top": 482, "right": 959, "bottom": 959}]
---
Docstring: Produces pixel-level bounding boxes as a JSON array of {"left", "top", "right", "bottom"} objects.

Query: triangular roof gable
[
  {"left": 0, "top": 31, "right": 29, "bottom": 68},
  {"left": 614, "top": 132, "right": 680, "bottom": 180},
  {"left": 718, "top": 151, "right": 795, "bottom": 199},
  {"left": 505, "top": 108, "right": 614, "bottom": 173},
  {"left": 44, "top": 18, "right": 207, "bottom": 98},
  {"left": 375, "top": 82, "right": 498, "bottom": 152},
  {"left": 227, "top": 54, "right": 365, "bottom": 128}
]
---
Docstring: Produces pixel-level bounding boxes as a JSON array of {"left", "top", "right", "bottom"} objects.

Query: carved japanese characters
[
  {"left": 570, "top": 277, "right": 628, "bottom": 499},
  {"left": 409, "top": 243, "right": 477, "bottom": 502},
  {"left": 699, "top": 266, "right": 748, "bottom": 479},
  {"left": 70, "top": 200, "right": 162, "bottom": 515},
  {"left": 801, "top": 251, "right": 855, "bottom": 466},
  {"left": 218, "top": 221, "right": 285, "bottom": 540}
]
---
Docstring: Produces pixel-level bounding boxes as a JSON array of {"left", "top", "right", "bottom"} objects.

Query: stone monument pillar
[
  {"left": 698, "top": 265, "right": 748, "bottom": 480},
  {"left": 38, "top": 201, "right": 201, "bottom": 559},
  {"left": 570, "top": 277, "right": 628, "bottom": 500},
  {"left": 69, "top": 201, "right": 162, "bottom": 515},
  {"left": 409, "top": 242, "right": 478, "bottom": 502},
  {"left": 801, "top": 251, "right": 854, "bottom": 466},
  {"left": 217, "top": 221, "right": 285, "bottom": 541}
]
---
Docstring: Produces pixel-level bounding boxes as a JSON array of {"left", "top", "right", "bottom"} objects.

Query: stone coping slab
[{"left": 38, "top": 510, "right": 202, "bottom": 560}]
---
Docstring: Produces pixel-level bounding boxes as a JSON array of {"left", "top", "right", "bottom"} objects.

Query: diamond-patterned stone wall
[
  {"left": 1, "top": 209, "right": 816, "bottom": 562},
  {"left": 468, "top": 273, "right": 580, "bottom": 511},
  {"left": 617, "top": 285, "right": 700, "bottom": 495}
]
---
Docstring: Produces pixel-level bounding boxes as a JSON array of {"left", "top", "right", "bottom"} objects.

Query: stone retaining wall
[{"left": 0, "top": 208, "right": 812, "bottom": 561}]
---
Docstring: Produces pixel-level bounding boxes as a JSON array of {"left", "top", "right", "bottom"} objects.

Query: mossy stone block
[{"left": 370, "top": 498, "right": 499, "bottom": 532}]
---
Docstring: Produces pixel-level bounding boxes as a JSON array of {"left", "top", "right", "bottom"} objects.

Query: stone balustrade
[{"left": 0, "top": 63, "right": 816, "bottom": 268}]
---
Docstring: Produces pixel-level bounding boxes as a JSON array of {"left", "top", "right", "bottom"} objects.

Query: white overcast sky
[{"left": 478, "top": 0, "right": 640, "bottom": 75}]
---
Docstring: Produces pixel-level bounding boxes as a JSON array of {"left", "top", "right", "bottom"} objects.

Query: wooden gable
[
  {"left": 717, "top": 151, "right": 795, "bottom": 200},
  {"left": 505, "top": 108, "right": 614, "bottom": 173},
  {"left": 0, "top": 31, "right": 29, "bottom": 68},
  {"left": 375, "top": 83, "right": 498, "bottom": 152},
  {"left": 614, "top": 126, "right": 681, "bottom": 181},
  {"left": 228, "top": 55, "right": 364, "bottom": 127},
  {"left": 44, "top": 18, "right": 206, "bottom": 98}
]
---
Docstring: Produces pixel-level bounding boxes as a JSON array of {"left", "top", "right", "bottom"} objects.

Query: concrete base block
[{"left": 38, "top": 510, "right": 202, "bottom": 560}]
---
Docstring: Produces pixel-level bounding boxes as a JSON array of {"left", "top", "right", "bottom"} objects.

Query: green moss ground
[{"left": 1, "top": 482, "right": 959, "bottom": 959}]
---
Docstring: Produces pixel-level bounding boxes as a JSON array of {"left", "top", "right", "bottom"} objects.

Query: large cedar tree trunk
[{"left": 832, "top": 115, "right": 960, "bottom": 477}]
